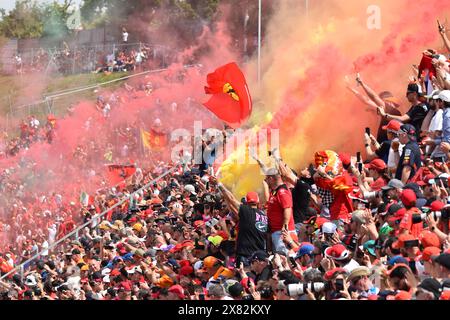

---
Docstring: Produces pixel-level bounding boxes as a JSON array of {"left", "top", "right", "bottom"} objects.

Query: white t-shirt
[
  {"left": 48, "top": 225, "right": 57, "bottom": 244},
  {"left": 387, "top": 138, "right": 404, "bottom": 169},
  {"left": 41, "top": 240, "right": 49, "bottom": 256},
  {"left": 343, "top": 259, "right": 360, "bottom": 273},
  {"left": 429, "top": 109, "right": 443, "bottom": 132},
  {"left": 122, "top": 32, "right": 129, "bottom": 42}
]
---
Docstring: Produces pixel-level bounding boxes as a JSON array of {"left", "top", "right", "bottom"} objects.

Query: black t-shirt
[
  {"left": 395, "top": 141, "right": 422, "bottom": 181},
  {"left": 377, "top": 105, "right": 402, "bottom": 142},
  {"left": 236, "top": 205, "right": 268, "bottom": 257},
  {"left": 406, "top": 103, "right": 428, "bottom": 136},
  {"left": 291, "top": 179, "right": 312, "bottom": 224},
  {"left": 375, "top": 140, "right": 391, "bottom": 164}
]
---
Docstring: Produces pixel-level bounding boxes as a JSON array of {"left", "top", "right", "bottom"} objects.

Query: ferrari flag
[{"left": 203, "top": 62, "right": 252, "bottom": 128}]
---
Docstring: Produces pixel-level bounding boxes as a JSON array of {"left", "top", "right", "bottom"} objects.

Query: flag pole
[{"left": 257, "top": 0, "right": 262, "bottom": 86}]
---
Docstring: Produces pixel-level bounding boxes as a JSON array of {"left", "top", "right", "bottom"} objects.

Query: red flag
[
  {"left": 203, "top": 62, "right": 252, "bottom": 128},
  {"left": 107, "top": 164, "right": 136, "bottom": 186},
  {"left": 141, "top": 128, "right": 168, "bottom": 150}
]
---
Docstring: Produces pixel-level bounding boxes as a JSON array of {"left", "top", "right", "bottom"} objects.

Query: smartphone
[
  {"left": 335, "top": 278, "right": 344, "bottom": 291},
  {"left": 289, "top": 256, "right": 296, "bottom": 266},
  {"left": 199, "top": 293, "right": 205, "bottom": 300},
  {"left": 355, "top": 153, "right": 363, "bottom": 174},
  {"left": 365, "top": 127, "right": 371, "bottom": 136}
]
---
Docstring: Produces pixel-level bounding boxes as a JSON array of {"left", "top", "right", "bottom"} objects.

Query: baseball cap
[
  {"left": 295, "top": 243, "right": 315, "bottom": 259},
  {"left": 425, "top": 89, "right": 440, "bottom": 99},
  {"left": 321, "top": 222, "right": 337, "bottom": 234},
  {"left": 421, "top": 246, "right": 441, "bottom": 262},
  {"left": 245, "top": 191, "right": 260, "bottom": 204},
  {"left": 203, "top": 256, "right": 221, "bottom": 269},
  {"left": 400, "top": 124, "right": 416, "bottom": 137},
  {"left": 382, "top": 120, "right": 401, "bottom": 132},
  {"left": 386, "top": 203, "right": 404, "bottom": 216},
  {"left": 392, "top": 234, "right": 419, "bottom": 249},
  {"left": 225, "top": 281, "right": 244, "bottom": 298},
  {"left": 184, "top": 184, "right": 197, "bottom": 195},
  {"left": 438, "top": 90, "right": 450, "bottom": 102},
  {"left": 168, "top": 285, "right": 185, "bottom": 299},
  {"left": 324, "top": 244, "right": 350, "bottom": 261},
  {"left": 381, "top": 179, "right": 404, "bottom": 191},
  {"left": 419, "top": 230, "right": 441, "bottom": 248},
  {"left": 365, "top": 158, "right": 387, "bottom": 171},
  {"left": 249, "top": 250, "right": 269, "bottom": 263},
  {"left": 406, "top": 83, "right": 421, "bottom": 95},
  {"left": 362, "top": 240, "right": 377, "bottom": 257},
  {"left": 400, "top": 189, "right": 416, "bottom": 207},
  {"left": 417, "top": 278, "right": 441, "bottom": 299},
  {"left": 417, "top": 174, "right": 436, "bottom": 186},
  {"left": 432, "top": 253, "right": 450, "bottom": 270},
  {"left": 387, "top": 255, "right": 408, "bottom": 266},
  {"left": 323, "top": 268, "right": 347, "bottom": 281}
]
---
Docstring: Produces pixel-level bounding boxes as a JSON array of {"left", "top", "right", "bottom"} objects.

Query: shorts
[{"left": 271, "top": 230, "right": 298, "bottom": 255}]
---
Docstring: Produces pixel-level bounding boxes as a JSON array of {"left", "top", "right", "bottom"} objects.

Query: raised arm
[
  {"left": 210, "top": 176, "right": 240, "bottom": 215},
  {"left": 356, "top": 74, "right": 386, "bottom": 108},
  {"left": 438, "top": 19, "right": 450, "bottom": 53}
]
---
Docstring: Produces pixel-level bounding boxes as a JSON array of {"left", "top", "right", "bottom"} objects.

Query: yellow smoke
[{"left": 220, "top": 0, "right": 449, "bottom": 197}]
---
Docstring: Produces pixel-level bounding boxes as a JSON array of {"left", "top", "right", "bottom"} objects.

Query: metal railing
[
  {"left": 0, "top": 165, "right": 178, "bottom": 282},
  {"left": 2, "top": 63, "right": 199, "bottom": 134}
]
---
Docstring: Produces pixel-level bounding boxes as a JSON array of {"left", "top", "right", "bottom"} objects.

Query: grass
[{"left": 0, "top": 71, "right": 129, "bottom": 130}]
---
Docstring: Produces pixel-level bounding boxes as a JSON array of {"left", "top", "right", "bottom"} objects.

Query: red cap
[
  {"left": 417, "top": 174, "right": 435, "bottom": 186},
  {"left": 419, "top": 231, "right": 441, "bottom": 248},
  {"left": 179, "top": 265, "right": 194, "bottom": 276},
  {"left": 400, "top": 189, "right": 416, "bottom": 207},
  {"left": 430, "top": 200, "right": 445, "bottom": 212},
  {"left": 421, "top": 246, "right": 441, "bottom": 262},
  {"left": 324, "top": 267, "right": 347, "bottom": 281},
  {"left": 392, "top": 234, "right": 417, "bottom": 249},
  {"left": 110, "top": 269, "right": 121, "bottom": 277},
  {"left": 325, "top": 244, "right": 350, "bottom": 260},
  {"left": 440, "top": 291, "right": 450, "bottom": 300},
  {"left": 168, "top": 285, "right": 185, "bottom": 299},
  {"left": 382, "top": 120, "right": 401, "bottom": 132},
  {"left": 245, "top": 192, "right": 260, "bottom": 204},
  {"left": 339, "top": 153, "right": 351, "bottom": 167},
  {"left": 365, "top": 158, "right": 387, "bottom": 171},
  {"left": 395, "top": 290, "right": 412, "bottom": 300},
  {"left": 119, "top": 282, "right": 132, "bottom": 292}
]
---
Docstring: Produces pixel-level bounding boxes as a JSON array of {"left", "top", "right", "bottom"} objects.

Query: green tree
[
  {"left": 0, "top": 0, "right": 44, "bottom": 39},
  {"left": 41, "top": 0, "right": 74, "bottom": 39}
]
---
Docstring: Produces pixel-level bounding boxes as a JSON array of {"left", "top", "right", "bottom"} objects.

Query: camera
[
  {"left": 412, "top": 208, "right": 450, "bottom": 224},
  {"left": 284, "top": 282, "right": 325, "bottom": 297},
  {"left": 363, "top": 191, "right": 381, "bottom": 201}
]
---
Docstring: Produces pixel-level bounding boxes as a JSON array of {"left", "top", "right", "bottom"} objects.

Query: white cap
[
  {"left": 193, "top": 261, "right": 203, "bottom": 271},
  {"left": 25, "top": 275, "right": 37, "bottom": 287},
  {"left": 438, "top": 90, "right": 450, "bottom": 102},
  {"left": 322, "top": 222, "right": 337, "bottom": 234},
  {"left": 184, "top": 184, "right": 197, "bottom": 195}
]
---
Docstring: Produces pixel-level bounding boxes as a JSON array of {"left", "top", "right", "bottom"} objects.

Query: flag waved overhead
[{"left": 203, "top": 62, "right": 253, "bottom": 128}]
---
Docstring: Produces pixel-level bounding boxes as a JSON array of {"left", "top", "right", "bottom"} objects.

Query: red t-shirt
[
  {"left": 399, "top": 207, "right": 423, "bottom": 238},
  {"left": 266, "top": 185, "right": 295, "bottom": 232}
]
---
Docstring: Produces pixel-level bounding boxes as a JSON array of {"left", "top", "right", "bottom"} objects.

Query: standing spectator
[
  {"left": 212, "top": 176, "right": 268, "bottom": 267},
  {"left": 379, "top": 83, "right": 429, "bottom": 139},
  {"left": 395, "top": 124, "right": 422, "bottom": 183},
  {"left": 264, "top": 168, "right": 296, "bottom": 254}
]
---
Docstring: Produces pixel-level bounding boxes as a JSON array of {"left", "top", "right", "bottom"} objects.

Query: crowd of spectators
[
  {"left": 14, "top": 42, "right": 166, "bottom": 76},
  {"left": 0, "top": 22, "right": 449, "bottom": 301}
]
